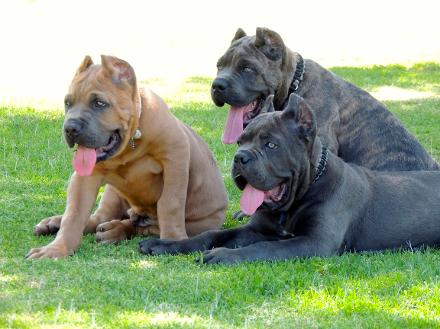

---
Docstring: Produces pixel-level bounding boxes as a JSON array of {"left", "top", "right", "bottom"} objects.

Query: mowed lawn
[{"left": 1, "top": 63, "right": 440, "bottom": 329}]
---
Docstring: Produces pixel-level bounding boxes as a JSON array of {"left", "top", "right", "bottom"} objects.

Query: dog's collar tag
[
  {"left": 129, "top": 129, "right": 142, "bottom": 149},
  {"left": 133, "top": 129, "right": 142, "bottom": 140},
  {"left": 312, "top": 147, "right": 328, "bottom": 184}
]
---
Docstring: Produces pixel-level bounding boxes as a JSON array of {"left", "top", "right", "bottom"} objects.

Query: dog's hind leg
[
  {"left": 34, "top": 215, "right": 64, "bottom": 236},
  {"left": 95, "top": 218, "right": 160, "bottom": 243},
  {"left": 185, "top": 211, "right": 226, "bottom": 237},
  {"left": 95, "top": 219, "right": 137, "bottom": 243},
  {"left": 84, "top": 185, "right": 129, "bottom": 233}
]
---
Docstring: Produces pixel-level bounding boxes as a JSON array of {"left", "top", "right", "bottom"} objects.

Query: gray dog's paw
[
  {"left": 201, "top": 247, "right": 242, "bottom": 265},
  {"left": 139, "top": 239, "right": 177, "bottom": 255}
]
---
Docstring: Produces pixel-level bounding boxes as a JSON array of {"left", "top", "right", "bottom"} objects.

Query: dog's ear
[
  {"left": 75, "top": 56, "right": 93, "bottom": 76},
  {"left": 283, "top": 94, "right": 316, "bottom": 139},
  {"left": 254, "top": 27, "right": 285, "bottom": 61},
  {"left": 282, "top": 93, "right": 302, "bottom": 118},
  {"left": 260, "top": 95, "right": 275, "bottom": 114},
  {"left": 231, "top": 28, "right": 247, "bottom": 43},
  {"left": 101, "top": 55, "right": 136, "bottom": 86}
]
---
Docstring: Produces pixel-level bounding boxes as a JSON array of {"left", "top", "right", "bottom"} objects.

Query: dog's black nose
[
  {"left": 212, "top": 78, "right": 229, "bottom": 92},
  {"left": 64, "top": 119, "right": 83, "bottom": 139},
  {"left": 235, "top": 150, "right": 252, "bottom": 165}
]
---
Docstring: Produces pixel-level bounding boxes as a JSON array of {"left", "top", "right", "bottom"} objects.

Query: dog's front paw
[
  {"left": 201, "top": 247, "right": 243, "bottom": 265},
  {"left": 139, "top": 239, "right": 183, "bottom": 255},
  {"left": 25, "top": 242, "right": 72, "bottom": 260},
  {"left": 34, "top": 215, "right": 62, "bottom": 236}
]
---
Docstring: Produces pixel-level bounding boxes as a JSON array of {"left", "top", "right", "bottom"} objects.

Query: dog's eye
[
  {"left": 242, "top": 67, "right": 254, "bottom": 73},
  {"left": 93, "top": 99, "right": 108, "bottom": 110},
  {"left": 64, "top": 100, "right": 71, "bottom": 108},
  {"left": 265, "top": 142, "right": 278, "bottom": 149}
]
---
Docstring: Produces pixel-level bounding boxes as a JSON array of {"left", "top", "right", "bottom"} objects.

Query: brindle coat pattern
[
  {"left": 211, "top": 27, "right": 438, "bottom": 171},
  {"left": 139, "top": 94, "right": 440, "bottom": 264}
]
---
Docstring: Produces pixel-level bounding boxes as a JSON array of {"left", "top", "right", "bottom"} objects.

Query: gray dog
[
  {"left": 211, "top": 27, "right": 438, "bottom": 171},
  {"left": 139, "top": 94, "right": 440, "bottom": 264}
]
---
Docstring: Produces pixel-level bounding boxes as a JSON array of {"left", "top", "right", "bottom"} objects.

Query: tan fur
[{"left": 27, "top": 56, "right": 227, "bottom": 259}]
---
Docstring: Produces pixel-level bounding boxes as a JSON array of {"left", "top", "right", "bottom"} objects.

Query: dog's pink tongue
[
  {"left": 240, "top": 184, "right": 265, "bottom": 215},
  {"left": 72, "top": 146, "right": 96, "bottom": 176},
  {"left": 222, "top": 106, "right": 244, "bottom": 144}
]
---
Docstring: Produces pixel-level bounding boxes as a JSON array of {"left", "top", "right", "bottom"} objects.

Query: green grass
[{"left": 1, "top": 62, "right": 440, "bottom": 328}]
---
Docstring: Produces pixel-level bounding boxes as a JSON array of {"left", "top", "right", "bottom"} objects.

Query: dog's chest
[{"left": 104, "top": 156, "right": 164, "bottom": 208}]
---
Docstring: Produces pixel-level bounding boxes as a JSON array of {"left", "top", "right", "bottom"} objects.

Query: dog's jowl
[
  {"left": 212, "top": 27, "right": 438, "bottom": 172},
  {"left": 140, "top": 94, "right": 440, "bottom": 264},
  {"left": 27, "top": 55, "right": 227, "bottom": 259}
]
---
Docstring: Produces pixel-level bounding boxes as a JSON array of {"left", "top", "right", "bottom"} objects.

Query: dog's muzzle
[
  {"left": 234, "top": 149, "right": 253, "bottom": 166},
  {"left": 211, "top": 78, "right": 230, "bottom": 106},
  {"left": 64, "top": 119, "right": 85, "bottom": 147}
]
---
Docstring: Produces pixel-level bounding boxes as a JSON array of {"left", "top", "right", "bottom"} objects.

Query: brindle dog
[{"left": 211, "top": 27, "right": 438, "bottom": 171}]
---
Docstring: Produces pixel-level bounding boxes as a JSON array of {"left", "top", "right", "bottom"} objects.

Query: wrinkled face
[
  {"left": 211, "top": 28, "right": 290, "bottom": 145},
  {"left": 63, "top": 56, "right": 138, "bottom": 163},
  {"left": 232, "top": 94, "right": 316, "bottom": 211},
  {"left": 212, "top": 36, "right": 284, "bottom": 125}
]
